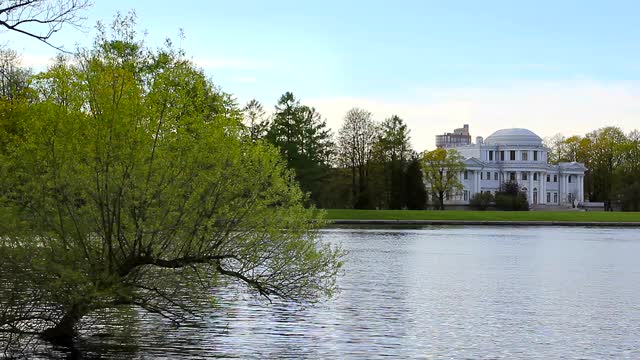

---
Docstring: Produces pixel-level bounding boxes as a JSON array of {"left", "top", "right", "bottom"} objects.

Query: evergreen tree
[
  {"left": 266, "top": 92, "right": 334, "bottom": 205},
  {"left": 405, "top": 156, "right": 427, "bottom": 209}
]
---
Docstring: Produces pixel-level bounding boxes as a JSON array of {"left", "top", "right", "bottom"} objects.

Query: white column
[
  {"left": 579, "top": 175, "right": 584, "bottom": 202},
  {"left": 541, "top": 172, "right": 547, "bottom": 204},
  {"left": 539, "top": 172, "right": 544, "bottom": 204},
  {"left": 564, "top": 175, "right": 569, "bottom": 204},
  {"left": 472, "top": 171, "right": 477, "bottom": 195},
  {"left": 528, "top": 171, "right": 534, "bottom": 205},
  {"left": 476, "top": 170, "right": 481, "bottom": 194},
  {"left": 558, "top": 174, "right": 563, "bottom": 204}
]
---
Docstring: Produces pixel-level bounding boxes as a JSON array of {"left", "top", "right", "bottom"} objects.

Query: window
[
  {"left": 500, "top": 151, "right": 505, "bottom": 161},
  {"left": 486, "top": 171, "right": 491, "bottom": 180},
  {"left": 554, "top": 192, "right": 558, "bottom": 203},
  {"left": 510, "top": 172, "right": 516, "bottom": 181},
  {"left": 547, "top": 192, "right": 551, "bottom": 203},
  {"left": 568, "top": 175, "right": 572, "bottom": 183},
  {"left": 489, "top": 151, "right": 493, "bottom": 161},
  {"left": 510, "top": 150, "right": 516, "bottom": 161},
  {"left": 534, "top": 151, "right": 538, "bottom": 161},
  {"left": 554, "top": 175, "right": 558, "bottom": 182},
  {"left": 480, "top": 172, "right": 483, "bottom": 180},
  {"left": 522, "top": 173, "right": 528, "bottom": 181},
  {"left": 547, "top": 174, "right": 550, "bottom": 182},
  {"left": 463, "top": 190, "right": 468, "bottom": 201},
  {"left": 533, "top": 173, "right": 538, "bottom": 181},
  {"left": 521, "top": 151, "right": 528, "bottom": 161},
  {"left": 494, "top": 172, "right": 498, "bottom": 180},
  {"left": 464, "top": 171, "right": 468, "bottom": 180}
]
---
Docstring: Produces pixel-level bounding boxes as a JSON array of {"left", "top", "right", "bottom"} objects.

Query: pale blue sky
[{"left": 5, "top": 0, "right": 640, "bottom": 149}]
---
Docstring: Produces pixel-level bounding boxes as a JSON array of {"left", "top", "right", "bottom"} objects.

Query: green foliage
[
  {"left": 546, "top": 126, "right": 640, "bottom": 210},
  {"left": 495, "top": 182, "right": 529, "bottom": 211},
  {"left": 469, "top": 192, "right": 494, "bottom": 210},
  {"left": 420, "top": 148, "right": 465, "bottom": 210},
  {"left": 0, "top": 17, "right": 343, "bottom": 347}
]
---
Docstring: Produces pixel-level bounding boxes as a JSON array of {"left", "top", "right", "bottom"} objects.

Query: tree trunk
[
  {"left": 41, "top": 306, "right": 86, "bottom": 347},
  {"left": 438, "top": 192, "right": 445, "bottom": 210},
  {"left": 351, "top": 165, "right": 357, "bottom": 208}
]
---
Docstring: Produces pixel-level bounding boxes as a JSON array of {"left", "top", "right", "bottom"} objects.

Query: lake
[{"left": 47, "top": 227, "right": 640, "bottom": 358}]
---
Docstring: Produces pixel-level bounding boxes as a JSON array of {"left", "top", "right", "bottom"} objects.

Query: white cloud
[
  {"left": 307, "top": 80, "right": 640, "bottom": 152},
  {"left": 19, "top": 54, "right": 56, "bottom": 69}
]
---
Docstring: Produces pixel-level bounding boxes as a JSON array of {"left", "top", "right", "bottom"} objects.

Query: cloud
[
  {"left": 19, "top": 54, "right": 56, "bottom": 69},
  {"left": 307, "top": 80, "right": 640, "bottom": 152}
]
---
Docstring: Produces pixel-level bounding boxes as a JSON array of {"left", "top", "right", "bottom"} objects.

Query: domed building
[{"left": 444, "top": 127, "right": 586, "bottom": 207}]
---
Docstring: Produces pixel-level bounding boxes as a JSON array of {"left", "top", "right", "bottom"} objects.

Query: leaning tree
[{"left": 0, "top": 16, "right": 343, "bottom": 352}]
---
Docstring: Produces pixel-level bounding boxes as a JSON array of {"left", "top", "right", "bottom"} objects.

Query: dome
[{"left": 485, "top": 128, "right": 542, "bottom": 146}]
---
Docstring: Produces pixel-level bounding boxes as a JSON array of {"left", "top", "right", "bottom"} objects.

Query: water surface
[{"left": 56, "top": 227, "right": 640, "bottom": 358}]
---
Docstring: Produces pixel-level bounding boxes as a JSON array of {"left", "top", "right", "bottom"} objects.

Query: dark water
[{"left": 46, "top": 227, "right": 640, "bottom": 358}]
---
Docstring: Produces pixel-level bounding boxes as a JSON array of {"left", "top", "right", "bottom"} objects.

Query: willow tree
[{"left": 0, "top": 18, "right": 342, "bottom": 350}]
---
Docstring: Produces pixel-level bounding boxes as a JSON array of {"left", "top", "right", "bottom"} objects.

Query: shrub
[
  {"left": 470, "top": 192, "right": 494, "bottom": 210},
  {"left": 495, "top": 181, "right": 530, "bottom": 211}
]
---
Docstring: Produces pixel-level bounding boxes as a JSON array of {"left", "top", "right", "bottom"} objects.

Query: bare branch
[{"left": 0, "top": 0, "right": 91, "bottom": 52}]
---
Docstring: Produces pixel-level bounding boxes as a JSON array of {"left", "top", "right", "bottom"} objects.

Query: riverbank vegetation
[{"left": 325, "top": 209, "right": 640, "bottom": 222}]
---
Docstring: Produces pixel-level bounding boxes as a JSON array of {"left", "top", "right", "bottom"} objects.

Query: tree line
[
  {"left": 246, "top": 95, "right": 640, "bottom": 212},
  {"left": 242, "top": 97, "right": 428, "bottom": 210},
  {"left": 546, "top": 128, "right": 640, "bottom": 211}
]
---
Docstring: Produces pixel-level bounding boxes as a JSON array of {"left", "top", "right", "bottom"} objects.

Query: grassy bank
[{"left": 324, "top": 209, "right": 640, "bottom": 222}]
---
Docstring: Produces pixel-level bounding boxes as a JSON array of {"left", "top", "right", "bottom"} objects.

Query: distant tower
[{"left": 435, "top": 124, "right": 472, "bottom": 148}]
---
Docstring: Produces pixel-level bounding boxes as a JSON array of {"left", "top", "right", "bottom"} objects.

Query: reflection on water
[{"left": 39, "top": 227, "right": 640, "bottom": 358}]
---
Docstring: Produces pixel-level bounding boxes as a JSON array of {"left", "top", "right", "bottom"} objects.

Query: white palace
[{"left": 442, "top": 128, "right": 587, "bottom": 207}]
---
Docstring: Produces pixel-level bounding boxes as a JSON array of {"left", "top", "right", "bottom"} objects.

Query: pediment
[{"left": 463, "top": 157, "right": 484, "bottom": 167}]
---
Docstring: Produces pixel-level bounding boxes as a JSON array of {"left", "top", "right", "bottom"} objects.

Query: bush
[
  {"left": 470, "top": 192, "right": 494, "bottom": 210},
  {"left": 495, "top": 181, "right": 530, "bottom": 211}
]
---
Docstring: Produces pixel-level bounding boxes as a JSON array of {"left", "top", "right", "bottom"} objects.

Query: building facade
[
  {"left": 435, "top": 124, "right": 471, "bottom": 148},
  {"left": 445, "top": 128, "right": 587, "bottom": 207}
]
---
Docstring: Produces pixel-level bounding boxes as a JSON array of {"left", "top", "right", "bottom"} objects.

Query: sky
[{"left": 4, "top": 0, "right": 640, "bottom": 150}]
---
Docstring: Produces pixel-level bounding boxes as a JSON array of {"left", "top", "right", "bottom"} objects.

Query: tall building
[{"left": 435, "top": 124, "right": 471, "bottom": 148}]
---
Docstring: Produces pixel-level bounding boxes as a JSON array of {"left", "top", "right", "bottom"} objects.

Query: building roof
[{"left": 485, "top": 128, "right": 543, "bottom": 146}]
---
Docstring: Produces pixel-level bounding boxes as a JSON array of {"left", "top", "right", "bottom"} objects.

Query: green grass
[{"left": 324, "top": 209, "right": 640, "bottom": 222}]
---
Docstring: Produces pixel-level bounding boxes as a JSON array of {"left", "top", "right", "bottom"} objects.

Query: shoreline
[{"left": 330, "top": 219, "right": 640, "bottom": 227}]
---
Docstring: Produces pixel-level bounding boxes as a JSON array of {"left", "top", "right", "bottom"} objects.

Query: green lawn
[{"left": 324, "top": 209, "right": 640, "bottom": 222}]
